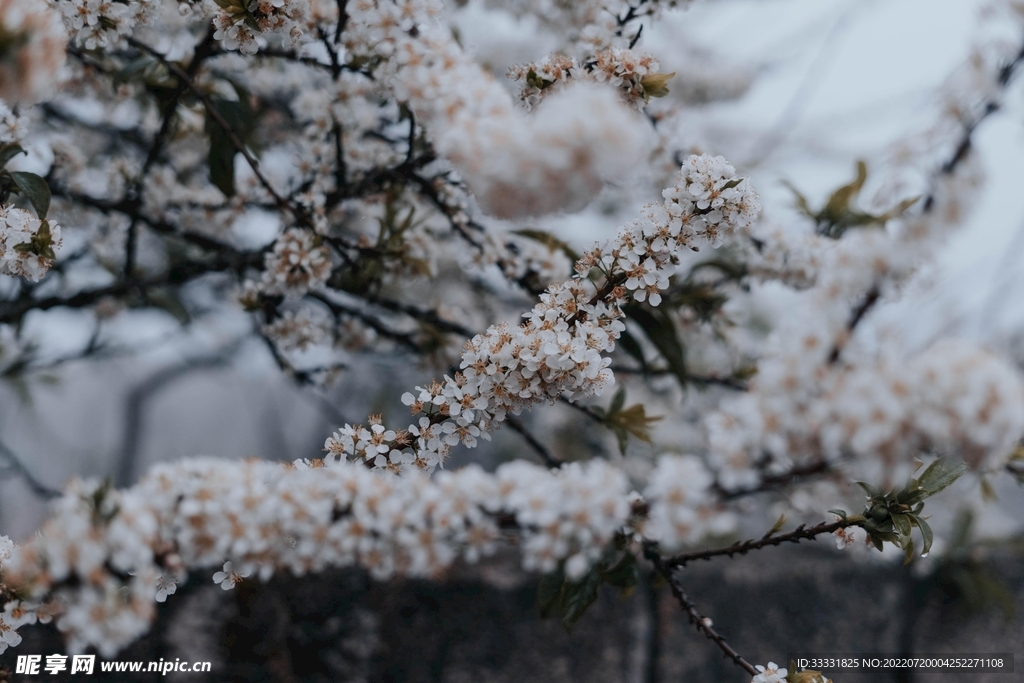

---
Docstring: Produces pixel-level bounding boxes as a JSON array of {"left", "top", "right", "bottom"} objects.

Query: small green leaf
[
  {"left": 916, "top": 457, "right": 967, "bottom": 496},
  {"left": 626, "top": 303, "right": 688, "bottom": 389},
  {"left": 979, "top": 477, "right": 997, "bottom": 502},
  {"left": 11, "top": 171, "right": 51, "bottom": 218},
  {"left": 600, "top": 552, "right": 638, "bottom": 590},
  {"left": 639, "top": 72, "right": 675, "bottom": 99},
  {"left": 0, "top": 142, "right": 26, "bottom": 169},
  {"left": 207, "top": 126, "right": 236, "bottom": 197},
  {"left": 561, "top": 569, "right": 601, "bottom": 632},
  {"left": 537, "top": 568, "right": 566, "bottom": 619},
  {"left": 608, "top": 387, "right": 626, "bottom": 416},
  {"left": 614, "top": 425, "right": 629, "bottom": 456},
  {"left": 820, "top": 159, "right": 868, "bottom": 223},
  {"left": 912, "top": 514, "right": 933, "bottom": 556},
  {"left": 113, "top": 56, "right": 157, "bottom": 86},
  {"left": 766, "top": 513, "right": 787, "bottom": 536},
  {"left": 617, "top": 329, "right": 648, "bottom": 372},
  {"left": 855, "top": 481, "right": 882, "bottom": 498},
  {"left": 781, "top": 180, "right": 814, "bottom": 219},
  {"left": 205, "top": 93, "right": 258, "bottom": 197},
  {"left": 891, "top": 512, "right": 912, "bottom": 540},
  {"left": 147, "top": 289, "right": 191, "bottom": 324},
  {"left": 827, "top": 509, "right": 847, "bottom": 519},
  {"left": 525, "top": 68, "right": 554, "bottom": 91}
]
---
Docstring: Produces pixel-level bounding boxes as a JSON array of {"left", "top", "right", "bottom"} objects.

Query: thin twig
[
  {"left": 505, "top": 415, "right": 563, "bottom": 468},
  {"left": 664, "top": 518, "right": 854, "bottom": 568},
  {"left": 645, "top": 546, "right": 759, "bottom": 676},
  {"left": 0, "top": 440, "right": 61, "bottom": 499}
]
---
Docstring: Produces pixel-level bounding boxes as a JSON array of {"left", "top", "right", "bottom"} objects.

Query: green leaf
[
  {"left": 855, "top": 481, "right": 882, "bottom": 498},
  {"left": 0, "top": 142, "right": 26, "bottom": 169},
  {"left": 10, "top": 171, "right": 51, "bottom": 218},
  {"left": 896, "top": 488, "right": 928, "bottom": 506},
  {"left": 626, "top": 303, "right": 688, "bottom": 389},
  {"left": 617, "top": 328, "right": 648, "bottom": 372},
  {"left": 891, "top": 512, "right": 912, "bottom": 540},
  {"left": 608, "top": 387, "right": 626, "bottom": 416},
  {"left": 879, "top": 195, "right": 921, "bottom": 221},
  {"left": 604, "top": 396, "right": 662, "bottom": 455},
  {"left": 147, "top": 289, "right": 191, "bottom": 324},
  {"left": 781, "top": 180, "right": 814, "bottom": 219},
  {"left": 639, "top": 71, "right": 675, "bottom": 100},
  {"left": 979, "top": 476, "right": 997, "bottom": 502},
  {"left": 113, "top": 56, "right": 157, "bottom": 86},
  {"left": 766, "top": 513, "right": 787, "bottom": 536},
  {"left": 561, "top": 569, "right": 601, "bottom": 632},
  {"left": 903, "top": 539, "right": 916, "bottom": 565},
  {"left": 828, "top": 509, "right": 847, "bottom": 519},
  {"left": 916, "top": 457, "right": 967, "bottom": 496},
  {"left": 205, "top": 93, "right": 257, "bottom": 197},
  {"left": 820, "top": 159, "right": 868, "bottom": 223},
  {"left": 600, "top": 552, "right": 638, "bottom": 590},
  {"left": 207, "top": 129, "right": 237, "bottom": 197},
  {"left": 525, "top": 68, "right": 554, "bottom": 91},
  {"left": 613, "top": 425, "right": 629, "bottom": 456},
  {"left": 537, "top": 568, "right": 566, "bottom": 619},
  {"left": 911, "top": 514, "right": 933, "bottom": 557}
]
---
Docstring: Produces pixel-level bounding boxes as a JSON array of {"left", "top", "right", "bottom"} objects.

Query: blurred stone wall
[{"left": 3, "top": 545, "right": 1021, "bottom": 683}]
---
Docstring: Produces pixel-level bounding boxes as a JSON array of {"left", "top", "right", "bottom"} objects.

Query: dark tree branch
[
  {"left": 664, "top": 518, "right": 854, "bottom": 569},
  {"left": 505, "top": 415, "right": 563, "bottom": 468},
  {"left": 0, "top": 439, "right": 61, "bottom": 499},
  {"left": 645, "top": 546, "right": 759, "bottom": 677}
]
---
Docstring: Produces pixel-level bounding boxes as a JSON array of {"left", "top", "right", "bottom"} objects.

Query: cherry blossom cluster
[
  {"left": 708, "top": 336, "right": 1024, "bottom": 488},
  {"left": 55, "top": 0, "right": 157, "bottom": 50},
  {"left": 259, "top": 227, "right": 332, "bottom": 297},
  {"left": 324, "top": 154, "right": 759, "bottom": 473},
  {"left": 345, "top": 0, "right": 652, "bottom": 219},
  {"left": 208, "top": 0, "right": 332, "bottom": 54},
  {"left": 507, "top": 47, "right": 666, "bottom": 111},
  {"left": 0, "top": 453, "right": 729, "bottom": 656},
  {"left": 262, "top": 308, "right": 329, "bottom": 352},
  {"left": 0, "top": 0, "right": 67, "bottom": 104},
  {"left": 0, "top": 205, "right": 63, "bottom": 282},
  {"left": 742, "top": 223, "right": 827, "bottom": 290}
]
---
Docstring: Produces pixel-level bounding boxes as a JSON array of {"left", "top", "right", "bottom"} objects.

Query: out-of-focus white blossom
[
  {"left": 0, "top": 0, "right": 67, "bottom": 103},
  {"left": 345, "top": 0, "right": 653, "bottom": 219},
  {"left": 259, "top": 228, "right": 332, "bottom": 296},
  {"left": 57, "top": 0, "right": 157, "bottom": 49},
  {"left": 643, "top": 454, "right": 735, "bottom": 550}
]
